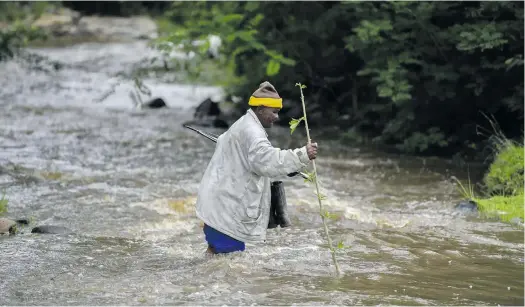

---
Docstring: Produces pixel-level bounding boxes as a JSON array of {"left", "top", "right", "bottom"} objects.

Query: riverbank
[{"left": 455, "top": 135, "right": 524, "bottom": 225}]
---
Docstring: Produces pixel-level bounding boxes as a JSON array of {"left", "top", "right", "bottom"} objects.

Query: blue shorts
[{"left": 203, "top": 224, "right": 245, "bottom": 253}]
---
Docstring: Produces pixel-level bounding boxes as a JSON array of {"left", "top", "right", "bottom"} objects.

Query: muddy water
[{"left": 0, "top": 42, "right": 523, "bottom": 306}]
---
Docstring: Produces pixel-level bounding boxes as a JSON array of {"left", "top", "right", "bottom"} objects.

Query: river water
[{"left": 0, "top": 41, "right": 523, "bottom": 306}]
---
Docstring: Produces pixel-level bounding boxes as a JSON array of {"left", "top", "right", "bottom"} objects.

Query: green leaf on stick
[{"left": 289, "top": 117, "right": 304, "bottom": 134}]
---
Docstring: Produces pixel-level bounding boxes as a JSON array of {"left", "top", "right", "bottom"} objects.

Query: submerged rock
[
  {"left": 510, "top": 217, "right": 523, "bottom": 226},
  {"left": 185, "top": 97, "right": 238, "bottom": 129},
  {"left": 194, "top": 97, "right": 222, "bottom": 118},
  {"left": 144, "top": 97, "right": 167, "bottom": 109},
  {"left": 15, "top": 218, "right": 30, "bottom": 225},
  {"left": 182, "top": 118, "right": 229, "bottom": 129},
  {"left": 31, "top": 225, "right": 73, "bottom": 235},
  {"left": 455, "top": 200, "right": 478, "bottom": 212},
  {"left": 0, "top": 218, "right": 17, "bottom": 235}
]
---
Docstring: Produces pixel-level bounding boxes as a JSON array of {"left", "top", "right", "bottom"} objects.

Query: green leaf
[
  {"left": 266, "top": 59, "right": 281, "bottom": 76},
  {"left": 237, "top": 30, "right": 258, "bottom": 42},
  {"left": 322, "top": 210, "right": 339, "bottom": 220},
  {"left": 245, "top": 1, "right": 259, "bottom": 12},
  {"left": 225, "top": 32, "right": 238, "bottom": 43},
  {"left": 232, "top": 45, "right": 254, "bottom": 57},
  {"left": 315, "top": 192, "right": 327, "bottom": 201},
  {"left": 337, "top": 241, "right": 345, "bottom": 249},
  {"left": 249, "top": 14, "right": 264, "bottom": 27},
  {"left": 303, "top": 171, "right": 316, "bottom": 183},
  {"left": 295, "top": 83, "right": 307, "bottom": 89},
  {"left": 278, "top": 57, "right": 297, "bottom": 66},
  {"left": 356, "top": 68, "right": 379, "bottom": 76},
  {"left": 265, "top": 50, "right": 297, "bottom": 66},
  {"left": 218, "top": 14, "right": 244, "bottom": 24},
  {"left": 289, "top": 117, "right": 304, "bottom": 134}
]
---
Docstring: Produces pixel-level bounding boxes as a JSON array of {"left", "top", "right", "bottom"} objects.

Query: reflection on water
[{"left": 0, "top": 42, "right": 522, "bottom": 306}]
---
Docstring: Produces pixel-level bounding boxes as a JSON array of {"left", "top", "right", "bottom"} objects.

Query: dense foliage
[
  {"left": 0, "top": 1, "right": 50, "bottom": 60},
  {"left": 156, "top": 1, "right": 524, "bottom": 156}
]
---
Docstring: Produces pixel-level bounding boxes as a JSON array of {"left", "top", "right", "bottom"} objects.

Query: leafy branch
[{"left": 291, "top": 82, "right": 342, "bottom": 276}]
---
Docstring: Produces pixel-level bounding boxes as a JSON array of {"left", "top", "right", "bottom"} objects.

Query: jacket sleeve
[{"left": 245, "top": 136, "right": 310, "bottom": 178}]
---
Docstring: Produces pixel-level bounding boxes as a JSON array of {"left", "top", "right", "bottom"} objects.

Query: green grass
[
  {"left": 453, "top": 127, "right": 524, "bottom": 224},
  {"left": 0, "top": 193, "right": 8, "bottom": 215},
  {"left": 476, "top": 194, "right": 524, "bottom": 222},
  {"left": 454, "top": 176, "right": 524, "bottom": 224},
  {"left": 484, "top": 141, "right": 524, "bottom": 196}
]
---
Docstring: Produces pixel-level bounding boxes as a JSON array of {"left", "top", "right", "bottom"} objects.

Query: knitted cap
[{"left": 248, "top": 81, "right": 283, "bottom": 109}]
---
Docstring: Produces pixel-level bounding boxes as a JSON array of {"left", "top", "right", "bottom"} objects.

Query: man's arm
[{"left": 246, "top": 137, "right": 310, "bottom": 178}]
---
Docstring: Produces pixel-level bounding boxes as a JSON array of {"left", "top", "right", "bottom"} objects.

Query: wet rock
[
  {"left": 194, "top": 98, "right": 222, "bottom": 119},
  {"left": 186, "top": 97, "right": 231, "bottom": 128},
  {"left": 31, "top": 225, "right": 73, "bottom": 235},
  {"left": 212, "top": 118, "right": 229, "bottom": 129},
  {"left": 15, "top": 218, "right": 30, "bottom": 225},
  {"left": 0, "top": 218, "right": 17, "bottom": 235},
  {"left": 510, "top": 217, "right": 523, "bottom": 226},
  {"left": 455, "top": 200, "right": 478, "bottom": 212},
  {"left": 144, "top": 97, "right": 167, "bottom": 109}
]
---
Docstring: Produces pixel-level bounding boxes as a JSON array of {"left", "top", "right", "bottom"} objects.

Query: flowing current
[{"left": 0, "top": 41, "right": 523, "bottom": 306}]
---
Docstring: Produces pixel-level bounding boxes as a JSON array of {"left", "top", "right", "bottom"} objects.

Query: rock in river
[
  {"left": 0, "top": 218, "right": 17, "bottom": 235},
  {"left": 31, "top": 225, "right": 73, "bottom": 235}
]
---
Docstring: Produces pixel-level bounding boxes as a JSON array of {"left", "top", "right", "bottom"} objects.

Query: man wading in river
[{"left": 196, "top": 81, "right": 318, "bottom": 254}]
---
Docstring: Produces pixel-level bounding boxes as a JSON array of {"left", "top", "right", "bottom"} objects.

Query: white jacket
[{"left": 195, "top": 109, "right": 310, "bottom": 243}]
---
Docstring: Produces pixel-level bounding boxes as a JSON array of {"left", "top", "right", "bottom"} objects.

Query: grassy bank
[
  {"left": 476, "top": 194, "right": 524, "bottom": 223},
  {"left": 456, "top": 135, "right": 524, "bottom": 225}
]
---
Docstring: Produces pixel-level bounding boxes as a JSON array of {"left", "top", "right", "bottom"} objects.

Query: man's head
[
  {"left": 250, "top": 105, "right": 280, "bottom": 128},
  {"left": 248, "top": 81, "right": 282, "bottom": 128}
]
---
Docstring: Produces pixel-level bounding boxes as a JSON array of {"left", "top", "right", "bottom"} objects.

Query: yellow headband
[{"left": 248, "top": 96, "right": 283, "bottom": 109}]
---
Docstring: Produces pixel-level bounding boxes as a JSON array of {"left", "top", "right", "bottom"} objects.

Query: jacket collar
[{"left": 247, "top": 108, "right": 268, "bottom": 137}]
